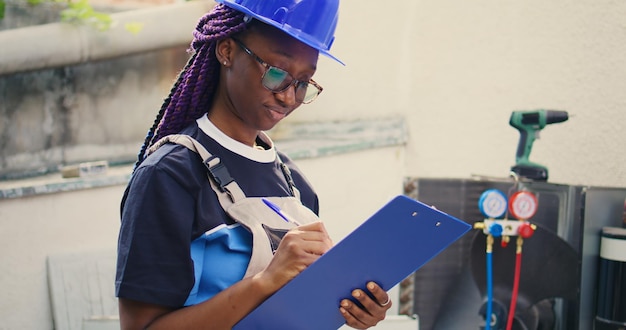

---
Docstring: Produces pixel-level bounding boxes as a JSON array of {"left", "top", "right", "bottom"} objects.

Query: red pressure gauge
[{"left": 508, "top": 191, "right": 538, "bottom": 220}]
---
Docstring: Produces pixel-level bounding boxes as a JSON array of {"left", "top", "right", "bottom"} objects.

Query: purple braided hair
[{"left": 134, "top": 4, "right": 247, "bottom": 169}]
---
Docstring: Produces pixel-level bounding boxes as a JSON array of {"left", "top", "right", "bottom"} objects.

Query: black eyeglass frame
[{"left": 231, "top": 38, "right": 323, "bottom": 104}]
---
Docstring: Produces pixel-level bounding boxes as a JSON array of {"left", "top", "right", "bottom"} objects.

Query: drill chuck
[{"left": 545, "top": 110, "right": 569, "bottom": 125}]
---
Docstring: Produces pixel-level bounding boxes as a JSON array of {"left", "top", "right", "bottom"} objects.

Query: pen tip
[{"left": 262, "top": 198, "right": 277, "bottom": 209}]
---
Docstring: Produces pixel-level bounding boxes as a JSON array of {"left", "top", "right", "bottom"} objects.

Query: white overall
[{"left": 147, "top": 134, "right": 320, "bottom": 279}]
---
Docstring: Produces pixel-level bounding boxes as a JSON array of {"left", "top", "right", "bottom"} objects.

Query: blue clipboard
[{"left": 234, "top": 195, "right": 471, "bottom": 330}]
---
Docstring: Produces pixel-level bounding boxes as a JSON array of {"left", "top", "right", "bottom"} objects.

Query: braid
[
  {"left": 134, "top": 4, "right": 247, "bottom": 169},
  {"left": 133, "top": 54, "right": 195, "bottom": 170}
]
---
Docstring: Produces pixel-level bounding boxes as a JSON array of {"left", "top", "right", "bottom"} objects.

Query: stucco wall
[
  {"left": 5, "top": 0, "right": 623, "bottom": 186},
  {"left": 290, "top": 0, "right": 626, "bottom": 188}
]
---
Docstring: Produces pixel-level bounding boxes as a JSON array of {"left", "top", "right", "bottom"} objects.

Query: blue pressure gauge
[{"left": 478, "top": 189, "right": 508, "bottom": 219}]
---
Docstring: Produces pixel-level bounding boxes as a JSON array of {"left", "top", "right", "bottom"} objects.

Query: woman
[{"left": 115, "top": 1, "right": 392, "bottom": 329}]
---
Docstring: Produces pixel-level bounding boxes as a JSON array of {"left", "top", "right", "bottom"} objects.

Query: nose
[{"left": 274, "top": 84, "right": 299, "bottom": 107}]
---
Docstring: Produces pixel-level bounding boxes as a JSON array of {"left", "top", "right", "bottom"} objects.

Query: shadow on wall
[
  {"left": 0, "top": 1, "right": 208, "bottom": 180},
  {"left": 0, "top": 47, "right": 189, "bottom": 180},
  {"left": 1, "top": 1, "right": 63, "bottom": 31}
]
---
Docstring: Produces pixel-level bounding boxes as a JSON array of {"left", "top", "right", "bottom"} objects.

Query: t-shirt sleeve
[{"left": 116, "top": 163, "right": 196, "bottom": 307}]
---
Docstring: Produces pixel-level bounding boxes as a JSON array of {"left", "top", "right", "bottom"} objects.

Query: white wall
[
  {"left": 0, "top": 146, "right": 405, "bottom": 330},
  {"left": 299, "top": 146, "right": 407, "bottom": 242},
  {"left": 0, "top": 185, "right": 125, "bottom": 329},
  {"left": 290, "top": 0, "right": 626, "bottom": 188}
]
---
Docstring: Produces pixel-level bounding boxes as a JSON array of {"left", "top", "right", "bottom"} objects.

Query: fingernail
[
  {"left": 353, "top": 290, "right": 361, "bottom": 298},
  {"left": 368, "top": 282, "right": 375, "bottom": 290},
  {"left": 342, "top": 300, "right": 350, "bottom": 307}
]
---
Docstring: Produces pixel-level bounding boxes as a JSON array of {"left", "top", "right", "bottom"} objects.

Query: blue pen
[{"left": 262, "top": 198, "right": 301, "bottom": 226}]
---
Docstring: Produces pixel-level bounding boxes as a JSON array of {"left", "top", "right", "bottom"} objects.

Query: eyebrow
[
  {"left": 246, "top": 26, "right": 318, "bottom": 71},
  {"left": 268, "top": 46, "right": 317, "bottom": 72}
]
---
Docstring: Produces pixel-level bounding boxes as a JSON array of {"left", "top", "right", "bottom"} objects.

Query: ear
[{"left": 216, "top": 38, "right": 234, "bottom": 67}]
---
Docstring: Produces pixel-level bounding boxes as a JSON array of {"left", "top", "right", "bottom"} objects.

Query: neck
[{"left": 206, "top": 112, "right": 258, "bottom": 147}]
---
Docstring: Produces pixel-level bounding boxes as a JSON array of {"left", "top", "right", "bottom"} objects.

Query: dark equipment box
[{"left": 401, "top": 177, "right": 626, "bottom": 330}]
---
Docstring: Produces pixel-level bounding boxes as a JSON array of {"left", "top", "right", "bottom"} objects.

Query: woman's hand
[
  {"left": 257, "top": 221, "right": 333, "bottom": 292},
  {"left": 340, "top": 281, "right": 391, "bottom": 329}
]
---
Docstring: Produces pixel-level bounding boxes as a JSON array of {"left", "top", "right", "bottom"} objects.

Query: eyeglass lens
[
  {"left": 232, "top": 37, "right": 322, "bottom": 104},
  {"left": 262, "top": 67, "right": 319, "bottom": 104}
]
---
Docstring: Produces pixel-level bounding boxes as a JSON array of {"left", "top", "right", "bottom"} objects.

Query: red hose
[{"left": 506, "top": 240, "right": 523, "bottom": 330}]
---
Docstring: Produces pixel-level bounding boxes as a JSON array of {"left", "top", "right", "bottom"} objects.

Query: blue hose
[{"left": 486, "top": 249, "right": 493, "bottom": 330}]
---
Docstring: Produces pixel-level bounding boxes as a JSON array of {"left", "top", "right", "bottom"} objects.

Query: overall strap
[
  {"left": 147, "top": 134, "right": 302, "bottom": 206},
  {"left": 147, "top": 134, "right": 246, "bottom": 209},
  {"left": 278, "top": 158, "right": 301, "bottom": 201}
]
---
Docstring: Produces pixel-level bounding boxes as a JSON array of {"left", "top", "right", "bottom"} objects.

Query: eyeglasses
[{"left": 231, "top": 38, "right": 323, "bottom": 104}]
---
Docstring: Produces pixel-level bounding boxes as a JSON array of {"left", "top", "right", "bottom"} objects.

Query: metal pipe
[{"left": 0, "top": 0, "right": 213, "bottom": 76}]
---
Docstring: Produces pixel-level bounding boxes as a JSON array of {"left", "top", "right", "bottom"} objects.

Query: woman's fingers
[
  {"left": 261, "top": 221, "right": 333, "bottom": 286},
  {"left": 366, "top": 282, "right": 391, "bottom": 308},
  {"left": 339, "top": 282, "right": 390, "bottom": 329}
]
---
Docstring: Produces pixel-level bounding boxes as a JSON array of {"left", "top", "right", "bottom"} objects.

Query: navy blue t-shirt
[{"left": 115, "top": 116, "right": 319, "bottom": 307}]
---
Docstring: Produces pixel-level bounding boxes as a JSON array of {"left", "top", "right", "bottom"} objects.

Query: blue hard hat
[{"left": 215, "top": 0, "right": 344, "bottom": 65}]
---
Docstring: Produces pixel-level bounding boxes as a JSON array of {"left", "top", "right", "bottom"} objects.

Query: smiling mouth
[{"left": 267, "top": 107, "right": 290, "bottom": 117}]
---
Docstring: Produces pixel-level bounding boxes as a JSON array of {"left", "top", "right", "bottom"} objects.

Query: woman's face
[{"left": 220, "top": 23, "right": 320, "bottom": 133}]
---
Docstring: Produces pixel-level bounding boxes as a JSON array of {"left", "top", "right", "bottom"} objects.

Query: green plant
[
  {"left": 0, "top": 0, "right": 111, "bottom": 31},
  {"left": 60, "top": 0, "right": 112, "bottom": 31}
]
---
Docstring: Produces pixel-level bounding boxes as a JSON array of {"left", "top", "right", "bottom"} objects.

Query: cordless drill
[{"left": 510, "top": 109, "right": 569, "bottom": 181}]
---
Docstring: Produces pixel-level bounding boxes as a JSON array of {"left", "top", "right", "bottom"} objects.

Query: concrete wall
[
  {"left": 0, "top": 0, "right": 210, "bottom": 178},
  {"left": 0, "top": 49, "right": 188, "bottom": 178}
]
